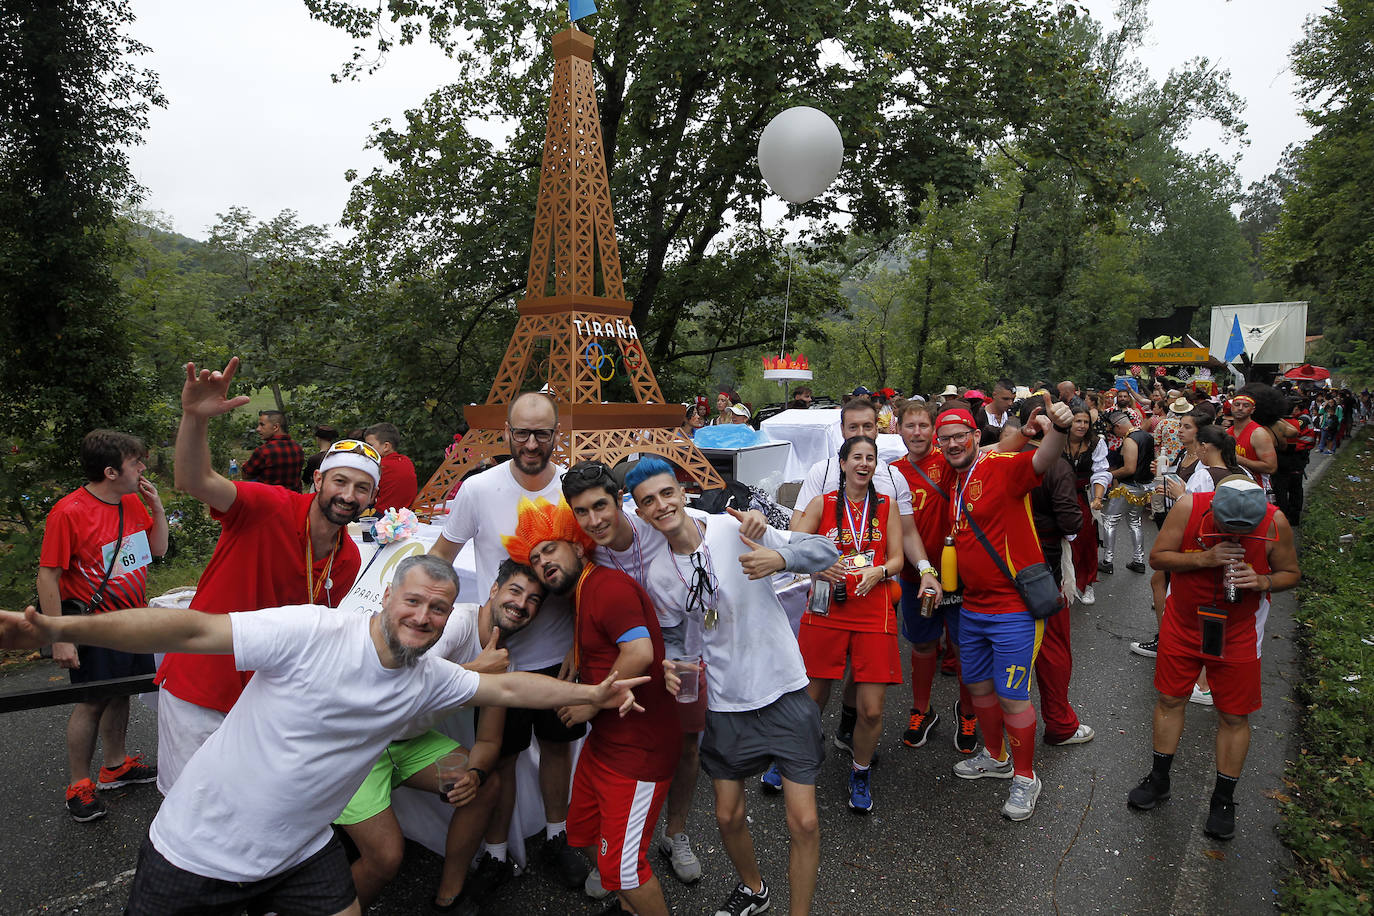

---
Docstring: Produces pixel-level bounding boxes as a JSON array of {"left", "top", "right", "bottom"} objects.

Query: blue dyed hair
[{"left": 625, "top": 456, "right": 677, "bottom": 501}]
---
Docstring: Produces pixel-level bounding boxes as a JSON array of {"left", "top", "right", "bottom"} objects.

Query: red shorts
[
  {"left": 798, "top": 623, "right": 901, "bottom": 684},
  {"left": 1154, "top": 645, "right": 1262, "bottom": 715},
  {"left": 566, "top": 745, "right": 670, "bottom": 891}
]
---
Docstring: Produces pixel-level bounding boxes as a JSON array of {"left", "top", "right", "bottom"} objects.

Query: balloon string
[{"left": 780, "top": 245, "right": 794, "bottom": 399}]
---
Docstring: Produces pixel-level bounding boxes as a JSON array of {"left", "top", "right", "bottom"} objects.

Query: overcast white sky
[{"left": 125, "top": 0, "right": 1324, "bottom": 240}]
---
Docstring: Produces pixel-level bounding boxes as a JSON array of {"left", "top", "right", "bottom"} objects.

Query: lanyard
[
  {"left": 842, "top": 490, "right": 870, "bottom": 555},
  {"left": 606, "top": 520, "right": 642, "bottom": 579},
  {"left": 303, "top": 514, "right": 340, "bottom": 604},
  {"left": 952, "top": 450, "right": 984, "bottom": 530},
  {"left": 571, "top": 562, "right": 597, "bottom": 676}
]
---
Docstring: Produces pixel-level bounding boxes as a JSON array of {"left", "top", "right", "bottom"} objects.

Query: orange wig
[{"left": 501, "top": 496, "right": 595, "bottom": 565}]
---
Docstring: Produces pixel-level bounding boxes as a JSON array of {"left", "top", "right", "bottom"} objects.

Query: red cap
[{"left": 935, "top": 408, "right": 977, "bottom": 431}]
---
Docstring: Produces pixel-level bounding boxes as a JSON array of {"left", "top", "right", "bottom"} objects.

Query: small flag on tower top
[{"left": 570, "top": 0, "right": 597, "bottom": 21}]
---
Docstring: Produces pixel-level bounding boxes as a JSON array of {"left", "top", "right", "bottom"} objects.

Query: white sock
[
  {"left": 485, "top": 841, "right": 507, "bottom": 862},
  {"left": 546, "top": 821, "right": 566, "bottom": 840},
  {"left": 852, "top": 762, "right": 870, "bottom": 773}
]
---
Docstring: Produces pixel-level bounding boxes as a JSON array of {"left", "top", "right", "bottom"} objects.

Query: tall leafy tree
[
  {"left": 306, "top": 0, "right": 1124, "bottom": 398},
  {"left": 1265, "top": 0, "right": 1372, "bottom": 377},
  {"left": 0, "top": 0, "right": 162, "bottom": 521}
]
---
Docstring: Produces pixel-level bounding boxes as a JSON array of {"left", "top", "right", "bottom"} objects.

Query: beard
[
  {"left": 318, "top": 493, "right": 364, "bottom": 526},
  {"left": 380, "top": 612, "right": 436, "bottom": 667},
  {"left": 542, "top": 563, "right": 578, "bottom": 595},
  {"left": 512, "top": 441, "right": 554, "bottom": 476}
]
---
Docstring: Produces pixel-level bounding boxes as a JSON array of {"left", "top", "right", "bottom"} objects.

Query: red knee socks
[
  {"left": 910, "top": 648, "right": 938, "bottom": 713},
  {"left": 1003, "top": 706, "right": 1038, "bottom": 779}
]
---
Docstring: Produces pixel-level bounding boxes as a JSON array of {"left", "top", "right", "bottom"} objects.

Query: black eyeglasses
[
  {"left": 566, "top": 461, "right": 615, "bottom": 485},
  {"left": 508, "top": 427, "right": 556, "bottom": 444},
  {"left": 686, "top": 552, "right": 718, "bottom": 628}
]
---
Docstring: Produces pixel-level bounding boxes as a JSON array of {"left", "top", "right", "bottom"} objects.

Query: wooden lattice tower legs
[{"left": 414, "top": 27, "right": 724, "bottom": 516}]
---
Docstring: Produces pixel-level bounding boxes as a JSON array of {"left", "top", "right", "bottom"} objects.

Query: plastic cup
[
  {"left": 671, "top": 656, "right": 702, "bottom": 704},
  {"left": 436, "top": 749, "right": 469, "bottom": 799}
]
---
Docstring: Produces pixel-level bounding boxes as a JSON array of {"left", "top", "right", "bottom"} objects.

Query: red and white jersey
[
  {"left": 891, "top": 449, "right": 951, "bottom": 582},
  {"left": 1228, "top": 419, "right": 1272, "bottom": 491},
  {"left": 1162, "top": 492, "right": 1279, "bottom": 660}
]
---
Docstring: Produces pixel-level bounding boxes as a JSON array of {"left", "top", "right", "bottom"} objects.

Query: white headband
[{"left": 320, "top": 452, "right": 380, "bottom": 487}]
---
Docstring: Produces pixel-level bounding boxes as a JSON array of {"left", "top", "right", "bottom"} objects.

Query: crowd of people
[{"left": 7, "top": 356, "right": 1364, "bottom": 915}]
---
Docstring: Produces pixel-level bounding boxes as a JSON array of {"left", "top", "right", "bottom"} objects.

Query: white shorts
[{"left": 155, "top": 688, "right": 226, "bottom": 795}]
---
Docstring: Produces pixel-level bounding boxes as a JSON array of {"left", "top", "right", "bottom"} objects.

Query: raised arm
[
  {"left": 1031, "top": 402, "right": 1074, "bottom": 476},
  {"left": 468, "top": 669, "right": 647, "bottom": 717},
  {"left": 0, "top": 606, "right": 234, "bottom": 656},
  {"left": 176, "top": 358, "right": 251, "bottom": 514}
]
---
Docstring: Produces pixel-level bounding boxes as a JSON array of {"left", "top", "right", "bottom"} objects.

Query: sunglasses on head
[
  {"left": 566, "top": 461, "right": 616, "bottom": 487},
  {"left": 327, "top": 438, "right": 380, "bottom": 463}
]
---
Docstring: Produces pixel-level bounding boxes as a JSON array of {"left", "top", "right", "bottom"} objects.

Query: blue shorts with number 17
[{"left": 958, "top": 608, "right": 1044, "bottom": 701}]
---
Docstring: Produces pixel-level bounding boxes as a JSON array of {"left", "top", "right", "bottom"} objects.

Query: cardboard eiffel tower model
[{"left": 414, "top": 28, "right": 725, "bottom": 516}]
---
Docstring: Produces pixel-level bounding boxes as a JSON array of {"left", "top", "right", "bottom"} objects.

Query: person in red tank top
[
  {"left": 1226, "top": 386, "right": 1280, "bottom": 493},
  {"left": 794, "top": 436, "right": 904, "bottom": 814},
  {"left": 1127, "top": 478, "right": 1299, "bottom": 842}
]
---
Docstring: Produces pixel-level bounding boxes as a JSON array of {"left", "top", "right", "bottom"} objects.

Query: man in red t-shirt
[
  {"left": 939, "top": 402, "right": 1074, "bottom": 823},
  {"left": 503, "top": 497, "right": 680, "bottom": 916},
  {"left": 1128, "top": 479, "right": 1298, "bottom": 841},
  {"left": 365, "top": 421, "right": 418, "bottom": 512},
  {"left": 155, "top": 357, "right": 379, "bottom": 793},
  {"left": 38, "top": 430, "right": 168, "bottom": 822},
  {"left": 890, "top": 400, "right": 978, "bottom": 753}
]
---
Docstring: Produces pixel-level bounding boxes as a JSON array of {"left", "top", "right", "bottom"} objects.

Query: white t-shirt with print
[
  {"left": 148, "top": 605, "right": 480, "bottom": 883},
  {"left": 643, "top": 514, "right": 809, "bottom": 713},
  {"left": 440, "top": 462, "right": 573, "bottom": 671},
  {"left": 794, "top": 456, "right": 913, "bottom": 516}
]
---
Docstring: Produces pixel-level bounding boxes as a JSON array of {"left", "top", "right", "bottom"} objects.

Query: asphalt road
[{"left": 1, "top": 452, "right": 1331, "bottom": 916}]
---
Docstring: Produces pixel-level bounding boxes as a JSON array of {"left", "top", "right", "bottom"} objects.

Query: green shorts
[{"left": 335, "top": 730, "right": 461, "bottom": 826}]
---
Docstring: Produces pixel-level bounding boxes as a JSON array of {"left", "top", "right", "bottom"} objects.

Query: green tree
[
  {"left": 306, "top": 0, "right": 1124, "bottom": 403},
  {"left": 0, "top": 0, "right": 163, "bottom": 523},
  {"left": 1264, "top": 0, "right": 1372, "bottom": 374}
]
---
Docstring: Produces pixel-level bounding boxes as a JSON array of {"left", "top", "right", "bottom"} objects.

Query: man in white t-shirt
[
  {"left": 790, "top": 396, "right": 939, "bottom": 756},
  {"left": 336, "top": 559, "right": 546, "bottom": 914},
  {"left": 562, "top": 460, "right": 772, "bottom": 889},
  {"left": 429, "top": 391, "right": 586, "bottom": 888},
  {"left": 629, "top": 457, "right": 840, "bottom": 916},
  {"left": 0, "top": 556, "right": 645, "bottom": 916}
]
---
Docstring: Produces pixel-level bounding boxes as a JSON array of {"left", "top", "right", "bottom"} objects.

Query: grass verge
[{"left": 1282, "top": 425, "right": 1374, "bottom": 914}]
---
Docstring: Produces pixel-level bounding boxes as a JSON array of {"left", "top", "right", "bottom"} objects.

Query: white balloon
[{"left": 757, "top": 106, "right": 844, "bottom": 205}]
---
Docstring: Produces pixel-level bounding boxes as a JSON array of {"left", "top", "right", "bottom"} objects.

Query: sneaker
[
  {"left": 952, "top": 699, "right": 979, "bottom": 755},
  {"left": 657, "top": 831, "right": 702, "bottom": 883},
  {"left": 464, "top": 851, "right": 513, "bottom": 899},
  {"left": 1189, "top": 685, "right": 1214, "bottom": 706},
  {"left": 833, "top": 724, "right": 854, "bottom": 754},
  {"left": 543, "top": 831, "right": 589, "bottom": 887},
  {"left": 1126, "top": 560, "right": 1147, "bottom": 574},
  {"left": 430, "top": 891, "right": 479, "bottom": 916},
  {"left": 847, "top": 768, "right": 873, "bottom": 814},
  {"left": 1046, "top": 723, "right": 1095, "bottom": 746},
  {"left": 584, "top": 867, "right": 611, "bottom": 900},
  {"left": 1130, "top": 636, "right": 1159, "bottom": 658},
  {"left": 64, "top": 779, "right": 106, "bottom": 823},
  {"left": 97, "top": 753, "right": 157, "bottom": 790},
  {"left": 714, "top": 879, "right": 771, "bottom": 916},
  {"left": 759, "top": 762, "right": 782, "bottom": 795},
  {"left": 1099, "top": 559, "right": 1114, "bottom": 575},
  {"left": 1126, "top": 773, "right": 1171, "bottom": 811},
  {"left": 1203, "top": 797, "right": 1236, "bottom": 841},
  {"left": 1001, "top": 773, "right": 1042, "bottom": 821},
  {"left": 902, "top": 708, "right": 939, "bottom": 748},
  {"left": 952, "top": 748, "right": 1014, "bottom": 780},
  {"left": 1080, "top": 585, "right": 1096, "bottom": 605}
]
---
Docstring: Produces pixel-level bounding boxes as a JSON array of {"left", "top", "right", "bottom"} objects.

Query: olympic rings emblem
[{"left": 584, "top": 341, "right": 615, "bottom": 381}]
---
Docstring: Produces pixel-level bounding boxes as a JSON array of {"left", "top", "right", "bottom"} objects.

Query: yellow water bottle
[{"left": 941, "top": 535, "right": 958, "bottom": 592}]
